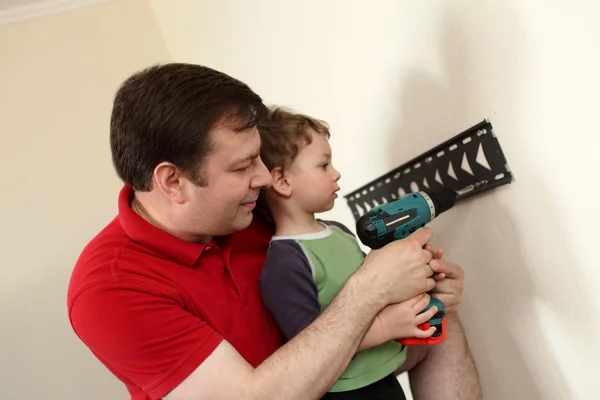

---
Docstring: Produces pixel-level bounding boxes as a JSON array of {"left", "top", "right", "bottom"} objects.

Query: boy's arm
[
  {"left": 359, "top": 294, "right": 439, "bottom": 350},
  {"left": 358, "top": 314, "right": 388, "bottom": 351},
  {"left": 259, "top": 240, "right": 321, "bottom": 340}
]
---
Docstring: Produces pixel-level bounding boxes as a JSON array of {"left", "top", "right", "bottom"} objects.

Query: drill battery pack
[{"left": 399, "top": 317, "right": 447, "bottom": 346}]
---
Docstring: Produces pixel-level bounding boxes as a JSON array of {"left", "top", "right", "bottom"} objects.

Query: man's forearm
[{"left": 250, "top": 269, "right": 385, "bottom": 399}]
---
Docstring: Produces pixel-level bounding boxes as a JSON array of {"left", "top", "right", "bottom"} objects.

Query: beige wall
[
  {"left": 3, "top": 0, "right": 599, "bottom": 398},
  {"left": 150, "top": 1, "right": 600, "bottom": 399},
  {"left": 0, "top": 0, "right": 171, "bottom": 398}
]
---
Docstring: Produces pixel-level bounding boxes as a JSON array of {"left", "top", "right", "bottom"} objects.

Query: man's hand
[
  {"left": 359, "top": 228, "right": 436, "bottom": 306},
  {"left": 429, "top": 257, "right": 465, "bottom": 314},
  {"left": 421, "top": 244, "right": 465, "bottom": 314}
]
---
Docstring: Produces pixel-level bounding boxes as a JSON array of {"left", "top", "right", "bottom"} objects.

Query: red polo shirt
[{"left": 67, "top": 185, "right": 284, "bottom": 400}]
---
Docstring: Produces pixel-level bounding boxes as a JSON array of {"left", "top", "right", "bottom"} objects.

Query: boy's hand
[
  {"left": 377, "top": 293, "right": 438, "bottom": 341},
  {"left": 358, "top": 293, "right": 437, "bottom": 351}
]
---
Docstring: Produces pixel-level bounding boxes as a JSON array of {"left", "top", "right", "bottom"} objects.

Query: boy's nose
[{"left": 333, "top": 167, "right": 341, "bottom": 182}]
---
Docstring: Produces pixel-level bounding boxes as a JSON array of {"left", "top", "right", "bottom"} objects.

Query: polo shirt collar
[{"left": 118, "top": 184, "right": 208, "bottom": 267}]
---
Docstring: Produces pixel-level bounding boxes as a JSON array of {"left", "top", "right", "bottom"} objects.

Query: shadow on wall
[{"left": 386, "top": 3, "right": 587, "bottom": 400}]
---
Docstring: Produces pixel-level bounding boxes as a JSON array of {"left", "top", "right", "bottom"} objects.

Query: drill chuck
[{"left": 428, "top": 187, "right": 457, "bottom": 216}]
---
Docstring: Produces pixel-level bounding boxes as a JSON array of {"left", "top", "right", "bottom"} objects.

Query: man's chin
[{"left": 233, "top": 213, "right": 254, "bottom": 232}]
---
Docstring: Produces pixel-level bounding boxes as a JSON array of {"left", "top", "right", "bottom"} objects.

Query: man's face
[{"left": 185, "top": 124, "right": 272, "bottom": 237}]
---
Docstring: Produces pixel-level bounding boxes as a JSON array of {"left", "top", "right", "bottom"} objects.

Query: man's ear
[
  {"left": 271, "top": 166, "right": 292, "bottom": 197},
  {"left": 153, "top": 162, "right": 187, "bottom": 204}
]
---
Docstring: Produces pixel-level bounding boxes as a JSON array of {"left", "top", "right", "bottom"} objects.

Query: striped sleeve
[{"left": 259, "top": 240, "right": 321, "bottom": 341}]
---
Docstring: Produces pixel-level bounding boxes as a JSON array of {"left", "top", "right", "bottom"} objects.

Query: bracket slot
[{"left": 344, "top": 119, "right": 513, "bottom": 221}]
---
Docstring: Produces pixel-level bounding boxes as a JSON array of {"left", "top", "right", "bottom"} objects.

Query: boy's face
[{"left": 286, "top": 130, "right": 341, "bottom": 214}]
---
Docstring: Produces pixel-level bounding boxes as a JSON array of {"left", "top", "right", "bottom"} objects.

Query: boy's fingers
[
  {"left": 414, "top": 293, "right": 431, "bottom": 310},
  {"left": 424, "top": 245, "right": 444, "bottom": 259},
  {"left": 433, "top": 272, "right": 446, "bottom": 280},
  {"left": 429, "top": 259, "right": 449, "bottom": 273},
  {"left": 413, "top": 326, "right": 436, "bottom": 338},
  {"left": 416, "top": 306, "right": 438, "bottom": 325}
]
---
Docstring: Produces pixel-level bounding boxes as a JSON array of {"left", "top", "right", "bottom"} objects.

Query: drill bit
[{"left": 455, "top": 180, "right": 488, "bottom": 199}]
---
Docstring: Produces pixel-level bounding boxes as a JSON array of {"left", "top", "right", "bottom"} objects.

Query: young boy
[{"left": 257, "top": 107, "right": 440, "bottom": 400}]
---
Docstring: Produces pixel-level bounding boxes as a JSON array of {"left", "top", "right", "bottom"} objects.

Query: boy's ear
[{"left": 271, "top": 167, "right": 292, "bottom": 197}]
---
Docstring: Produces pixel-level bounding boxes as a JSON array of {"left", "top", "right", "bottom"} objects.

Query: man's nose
[{"left": 252, "top": 158, "right": 273, "bottom": 189}]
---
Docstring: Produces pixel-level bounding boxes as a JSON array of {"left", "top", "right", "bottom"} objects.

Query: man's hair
[
  {"left": 258, "top": 106, "right": 330, "bottom": 172},
  {"left": 110, "top": 63, "right": 268, "bottom": 191}
]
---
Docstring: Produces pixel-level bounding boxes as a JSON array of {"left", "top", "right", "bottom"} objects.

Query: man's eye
[{"left": 234, "top": 166, "right": 249, "bottom": 173}]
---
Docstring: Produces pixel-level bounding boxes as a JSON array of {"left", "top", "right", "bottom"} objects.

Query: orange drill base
[{"left": 397, "top": 317, "right": 447, "bottom": 346}]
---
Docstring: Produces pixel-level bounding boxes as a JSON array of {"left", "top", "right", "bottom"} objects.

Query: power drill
[{"left": 355, "top": 181, "right": 487, "bottom": 346}]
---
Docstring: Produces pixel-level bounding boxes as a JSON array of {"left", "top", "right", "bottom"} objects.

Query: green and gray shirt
[{"left": 259, "top": 220, "right": 407, "bottom": 393}]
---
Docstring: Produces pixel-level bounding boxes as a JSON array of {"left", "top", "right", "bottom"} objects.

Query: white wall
[
  {"left": 150, "top": 1, "right": 600, "bottom": 399},
  {"left": 0, "top": 0, "right": 171, "bottom": 398}
]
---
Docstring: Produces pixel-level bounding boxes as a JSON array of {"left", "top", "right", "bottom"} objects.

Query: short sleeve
[
  {"left": 320, "top": 219, "right": 356, "bottom": 237},
  {"left": 259, "top": 240, "right": 321, "bottom": 341},
  {"left": 68, "top": 282, "right": 223, "bottom": 400},
  {"left": 320, "top": 219, "right": 368, "bottom": 258}
]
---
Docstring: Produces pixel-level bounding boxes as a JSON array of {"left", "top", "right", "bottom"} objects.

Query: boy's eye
[{"left": 321, "top": 163, "right": 329, "bottom": 169}]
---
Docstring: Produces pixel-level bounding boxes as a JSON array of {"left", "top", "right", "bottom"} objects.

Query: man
[{"left": 67, "top": 63, "right": 481, "bottom": 400}]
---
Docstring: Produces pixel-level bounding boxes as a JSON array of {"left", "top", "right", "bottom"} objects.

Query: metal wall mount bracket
[{"left": 344, "top": 119, "right": 513, "bottom": 222}]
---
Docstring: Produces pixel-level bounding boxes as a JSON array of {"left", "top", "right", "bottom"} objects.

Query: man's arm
[
  {"left": 166, "top": 270, "right": 379, "bottom": 399},
  {"left": 165, "top": 228, "right": 437, "bottom": 400}
]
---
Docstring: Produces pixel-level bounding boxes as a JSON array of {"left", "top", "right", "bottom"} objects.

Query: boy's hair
[
  {"left": 256, "top": 106, "right": 331, "bottom": 230},
  {"left": 258, "top": 106, "right": 330, "bottom": 171}
]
